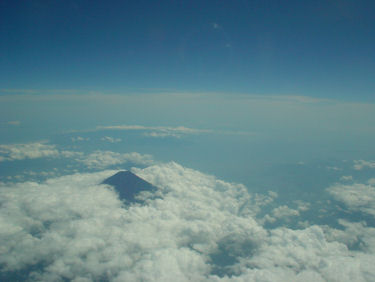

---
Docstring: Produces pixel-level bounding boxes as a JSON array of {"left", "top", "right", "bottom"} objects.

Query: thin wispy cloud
[
  {"left": 97, "top": 125, "right": 211, "bottom": 133},
  {"left": 96, "top": 125, "right": 213, "bottom": 138},
  {"left": 101, "top": 136, "right": 122, "bottom": 143},
  {"left": 95, "top": 124, "right": 255, "bottom": 138},
  {"left": 340, "top": 175, "right": 353, "bottom": 182},
  {"left": 7, "top": 121, "right": 20, "bottom": 126},
  {"left": 71, "top": 136, "right": 89, "bottom": 142}
]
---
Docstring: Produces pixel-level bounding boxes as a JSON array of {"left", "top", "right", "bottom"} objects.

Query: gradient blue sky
[{"left": 1, "top": 0, "right": 374, "bottom": 100}]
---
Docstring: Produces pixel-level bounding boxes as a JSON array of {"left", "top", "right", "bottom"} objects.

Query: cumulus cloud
[
  {"left": 353, "top": 160, "right": 375, "bottom": 170},
  {"left": 327, "top": 182, "right": 375, "bottom": 216},
  {"left": 240, "top": 225, "right": 375, "bottom": 282},
  {"left": 294, "top": 200, "right": 311, "bottom": 212},
  {"left": 2, "top": 170, "right": 60, "bottom": 182},
  {"left": 0, "top": 163, "right": 263, "bottom": 281},
  {"left": 273, "top": 205, "right": 300, "bottom": 217},
  {"left": 340, "top": 175, "right": 353, "bottom": 182},
  {"left": 0, "top": 142, "right": 153, "bottom": 175},
  {"left": 0, "top": 142, "right": 85, "bottom": 162},
  {"left": 324, "top": 219, "right": 375, "bottom": 252},
  {"left": 0, "top": 142, "right": 59, "bottom": 161},
  {"left": 264, "top": 205, "right": 300, "bottom": 224},
  {"left": 77, "top": 150, "right": 154, "bottom": 169},
  {"left": 0, "top": 142, "right": 82, "bottom": 162},
  {"left": 1, "top": 162, "right": 375, "bottom": 281}
]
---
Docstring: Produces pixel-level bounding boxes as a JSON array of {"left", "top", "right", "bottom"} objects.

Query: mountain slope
[{"left": 102, "top": 170, "right": 156, "bottom": 202}]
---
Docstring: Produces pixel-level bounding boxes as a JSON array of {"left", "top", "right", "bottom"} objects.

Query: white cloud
[
  {"left": 240, "top": 225, "right": 375, "bottom": 282},
  {"left": 101, "top": 136, "right": 122, "bottom": 143},
  {"left": 60, "top": 150, "right": 84, "bottom": 158},
  {"left": 324, "top": 220, "right": 375, "bottom": 252},
  {"left": 273, "top": 205, "right": 300, "bottom": 217},
  {"left": 326, "top": 166, "right": 342, "bottom": 171},
  {"left": 0, "top": 142, "right": 60, "bottom": 161},
  {"left": 264, "top": 205, "right": 300, "bottom": 223},
  {"left": 327, "top": 182, "right": 375, "bottom": 216},
  {"left": 340, "top": 175, "right": 353, "bottom": 182},
  {"left": 1, "top": 163, "right": 375, "bottom": 281},
  {"left": 77, "top": 150, "right": 154, "bottom": 169},
  {"left": 294, "top": 200, "right": 311, "bottom": 212},
  {"left": 353, "top": 160, "right": 375, "bottom": 170},
  {"left": 96, "top": 125, "right": 212, "bottom": 138},
  {"left": 143, "top": 131, "right": 182, "bottom": 138},
  {"left": 0, "top": 142, "right": 82, "bottom": 162},
  {"left": 0, "top": 163, "right": 264, "bottom": 281},
  {"left": 71, "top": 136, "right": 89, "bottom": 142},
  {"left": 0, "top": 142, "right": 152, "bottom": 173},
  {"left": 94, "top": 124, "right": 255, "bottom": 138}
]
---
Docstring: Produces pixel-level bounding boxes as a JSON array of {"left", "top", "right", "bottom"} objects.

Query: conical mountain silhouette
[{"left": 102, "top": 171, "right": 156, "bottom": 202}]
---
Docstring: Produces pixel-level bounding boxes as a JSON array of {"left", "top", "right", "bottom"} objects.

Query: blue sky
[
  {"left": 1, "top": 0, "right": 375, "bottom": 179},
  {"left": 1, "top": 0, "right": 375, "bottom": 100}
]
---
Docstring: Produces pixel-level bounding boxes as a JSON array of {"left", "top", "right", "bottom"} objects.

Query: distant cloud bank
[
  {"left": 77, "top": 150, "right": 154, "bottom": 169},
  {"left": 0, "top": 142, "right": 152, "bottom": 170},
  {"left": 95, "top": 124, "right": 254, "bottom": 138},
  {"left": 96, "top": 125, "right": 212, "bottom": 138},
  {"left": 0, "top": 142, "right": 80, "bottom": 162},
  {"left": 101, "top": 136, "right": 122, "bottom": 143}
]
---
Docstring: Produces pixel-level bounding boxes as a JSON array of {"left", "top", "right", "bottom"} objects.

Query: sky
[
  {"left": 1, "top": 1, "right": 375, "bottom": 281},
  {"left": 1, "top": 0, "right": 375, "bottom": 99}
]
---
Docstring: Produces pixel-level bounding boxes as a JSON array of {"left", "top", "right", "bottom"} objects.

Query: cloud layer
[
  {"left": 0, "top": 142, "right": 81, "bottom": 162},
  {"left": 77, "top": 150, "right": 154, "bottom": 169},
  {"left": 353, "top": 160, "right": 375, "bottom": 170},
  {"left": 96, "top": 125, "right": 212, "bottom": 138},
  {"left": 1, "top": 163, "right": 375, "bottom": 281},
  {"left": 0, "top": 142, "right": 152, "bottom": 170}
]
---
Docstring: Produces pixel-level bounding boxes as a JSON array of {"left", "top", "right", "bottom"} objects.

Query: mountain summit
[{"left": 102, "top": 171, "right": 156, "bottom": 202}]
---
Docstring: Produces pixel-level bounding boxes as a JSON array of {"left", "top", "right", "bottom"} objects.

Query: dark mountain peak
[
  {"left": 102, "top": 170, "right": 156, "bottom": 202},
  {"left": 109, "top": 170, "right": 137, "bottom": 179}
]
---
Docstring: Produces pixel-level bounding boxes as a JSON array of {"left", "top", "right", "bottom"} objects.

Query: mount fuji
[{"left": 102, "top": 170, "right": 156, "bottom": 202}]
